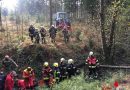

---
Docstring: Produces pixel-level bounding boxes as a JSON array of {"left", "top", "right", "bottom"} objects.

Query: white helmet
[
  {"left": 35, "top": 28, "right": 39, "bottom": 30},
  {"left": 40, "top": 26, "right": 44, "bottom": 28},
  {"left": 89, "top": 51, "right": 93, "bottom": 56},
  {"left": 5, "top": 55, "right": 9, "bottom": 58},
  {"left": 51, "top": 25, "right": 54, "bottom": 27},
  {"left": 68, "top": 59, "right": 74, "bottom": 64},
  {"left": 60, "top": 58, "right": 65, "bottom": 62},
  {"left": 43, "top": 62, "right": 49, "bottom": 67}
]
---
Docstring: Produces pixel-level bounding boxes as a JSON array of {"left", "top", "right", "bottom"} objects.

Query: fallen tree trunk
[
  {"left": 100, "top": 65, "right": 130, "bottom": 69},
  {"left": 76, "top": 62, "right": 130, "bottom": 69}
]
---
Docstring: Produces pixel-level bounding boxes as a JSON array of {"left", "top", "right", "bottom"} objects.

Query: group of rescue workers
[
  {"left": 28, "top": 25, "right": 70, "bottom": 44},
  {"left": 0, "top": 51, "right": 99, "bottom": 90}
]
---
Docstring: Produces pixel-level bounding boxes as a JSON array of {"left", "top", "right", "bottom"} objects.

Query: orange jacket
[
  {"left": 23, "top": 69, "right": 35, "bottom": 78},
  {"left": 17, "top": 79, "right": 26, "bottom": 90},
  {"left": 22, "top": 69, "right": 35, "bottom": 87}
]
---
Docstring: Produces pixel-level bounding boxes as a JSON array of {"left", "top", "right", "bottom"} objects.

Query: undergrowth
[{"left": 37, "top": 70, "right": 128, "bottom": 90}]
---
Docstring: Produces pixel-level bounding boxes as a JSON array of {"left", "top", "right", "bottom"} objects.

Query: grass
[{"left": 36, "top": 70, "right": 130, "bottom": 90}]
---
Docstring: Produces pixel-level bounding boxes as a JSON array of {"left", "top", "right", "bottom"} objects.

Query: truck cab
[{"left": 53, "top": 12, "right": 71, "bottom": 30}]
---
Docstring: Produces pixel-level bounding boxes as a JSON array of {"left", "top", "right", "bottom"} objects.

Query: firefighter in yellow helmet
[
  {"left": 52, "top": 62, "right": 61, "bottom": 83},
  {"left": 22, "top": 67, "right": 35, "bottom": 89},
  {"left": 42, "top": 62, "right": 52, "bottom": 88}
]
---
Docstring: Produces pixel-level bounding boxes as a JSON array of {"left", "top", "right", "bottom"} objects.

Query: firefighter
[
  {"left": 59, "top": 58, "right": 68, "bottom": 81},
  {"left": 22, "top": 67, "right": 35, "bottom": 89},
  {"left": 86, "top": 51, "right": 99, "bottom": 79},
  {"left": 40, "top": 26, "right": 46, "bottom": 44},
  {"left": 62, "top": 26, "right": 70, "bottom": 43},
  {"left": 49, "top": 25, "right": 57, "bottom": 43},
  {"left": 34, "top": 29, "right": 40, "bottom": 44},
  {"left": 67, "top": 59, "right": 77, "bottom": 78},
  {"left": 28, "top": 25, "right": 35, "bottom": 43},
  {"left": 42, "top": 62, "right": 52, "bottom": 88},
  {"left": 2, "top": 55, "right": 18, "bottom": 73},
  {"left": 4, "top": 71, "right": 17, "bottom": 90},
  {"left": 0, "top": 72, "right": 6, "bottom": 90},
  {"left": 52, "top": 62, "right": 61, "bottom": 84}
]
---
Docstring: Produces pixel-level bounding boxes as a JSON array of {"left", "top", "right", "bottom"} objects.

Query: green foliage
[
  {"left": 81, "top": 0, "right": 99, "bottom": 16},
  {"left": 64, "top": 0, "right": 78, "bottom": 13},
  {"left": 38, "top": 70, "right": 127, "bottom": 90},
  {"left": 36, "top": 15, "right": 45, "bottom": 23}
]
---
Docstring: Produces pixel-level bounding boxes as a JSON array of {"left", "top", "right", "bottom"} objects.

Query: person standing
[
  {"left": 86, "top": 51, "right": 99, "bottom": 79},
  {"left": 59, "top": 58, "right": 68, "bottom": 81},
  {"left": 67, "top": 59, "right": 77, "bottom": 78},
  {"left": 40, "top": 26, "right": 47, "bottom": 44},
  {"left": 2, "top": 55, "right": 18, "bottom": 74},
  {"left": 52, "top": 62, "right": 61, "bottom": 83},
  {"left": 49, "top": 25, "right": 57, "bottom": 43},
  {"left": 62, "top": 27, "right": 70, "bottom": 43},
  {"left": 22, "top": 67, "right": 35, "bottom": 89},
  {"left": 34, "top": 29, "right": 40, "bottom": 44},
  {"left": 4, "top": 71, "right": 17, "bottom": 90},
  {"left": 28, "top": 25, "right": 35, "bottom": 43},
  {"left": 42, "top": 62, "right": 52, "bottom": 88}
]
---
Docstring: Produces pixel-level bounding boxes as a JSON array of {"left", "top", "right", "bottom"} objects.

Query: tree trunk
[
  {"left": 100, "top": 0, "right": 108, "bottom": 63},
  {"left": 108, "top": 12, "right": 117, "bottom": 63},
  {"left": 0, "top": 1, "right": 2, "bottom": 29},
  {"left": 100, "top": 0, "right": 118, "bottom": 64},
  {"left": 49, "top": 0, "right": 53, "bottom": 26}
]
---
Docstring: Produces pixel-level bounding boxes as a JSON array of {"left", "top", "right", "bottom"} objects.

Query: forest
[{"left": 0, "top": 0, "right": 130, "bottom": 90}]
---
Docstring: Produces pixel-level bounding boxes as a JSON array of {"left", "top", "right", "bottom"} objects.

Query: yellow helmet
[
  {"left": 53, "top": 62, "right": 58, "bottom": 67},
  {"left": 43, "top": 62, "right": 49, "bottom": 67},
  {"left": 27, "top": 67, "right": 32, "bottom": 71}
]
